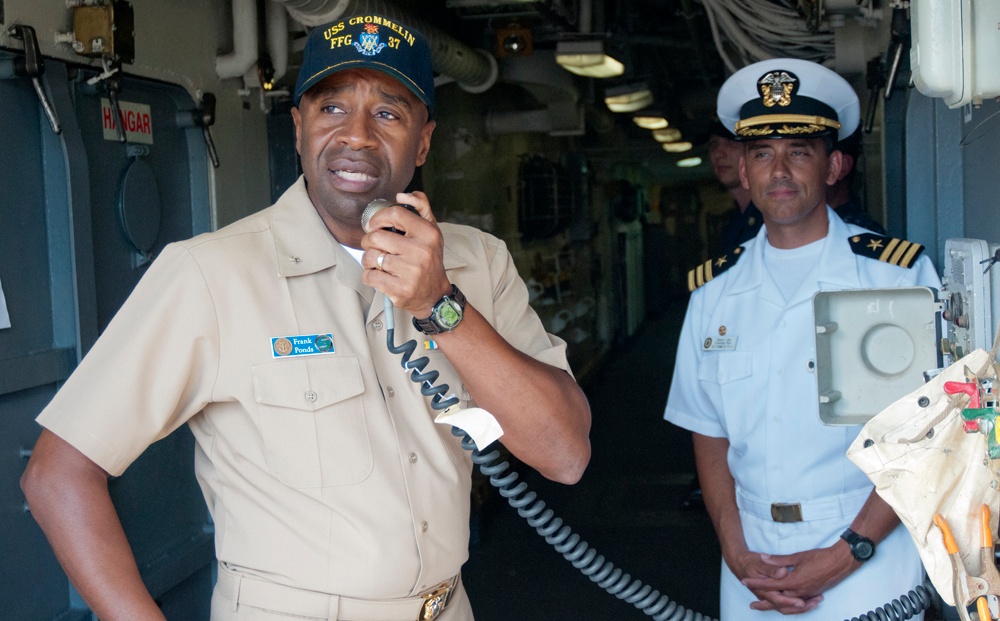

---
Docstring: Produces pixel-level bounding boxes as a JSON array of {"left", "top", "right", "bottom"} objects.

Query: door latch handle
[
  {"left": 8, "top": 24, "right": 62, "bottom": 134},
  {"left": 197, "top": 92, "right": 220, "bottom": 168}
]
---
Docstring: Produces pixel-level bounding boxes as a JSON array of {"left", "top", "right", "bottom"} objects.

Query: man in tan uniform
[{"left": 20, "top": 12, "right": 591, "bottom": 621}]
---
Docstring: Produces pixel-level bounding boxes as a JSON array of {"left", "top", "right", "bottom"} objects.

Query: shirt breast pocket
[
  {"left": 252, "top": 356, "right": 372, "bottom": 489},
  {"left": 697, "top": 352, "right": 754, "bottom": 435}
]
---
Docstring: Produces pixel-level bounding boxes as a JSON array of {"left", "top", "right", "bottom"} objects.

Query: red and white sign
[{"left": 101, "top": 98, "right": 154, "bottom": 144}]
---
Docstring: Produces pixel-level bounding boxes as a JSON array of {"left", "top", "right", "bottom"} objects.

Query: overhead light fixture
[
  {"left": 555, "top": 40, "right": 624, "bottom": 78},
  {"left": 604, "top": 83, "right": 653, "bottom": 113},
  {"left": 677, "top": 156, "right": 702, "bottom": 168},
  {"left": 496, "top": 23, "right": 532, "bottom": 57},
  {"left": 652, "top": 127, "right": 683, "bottom": 143},
  {"left": 633, "top": 115, "right": 668, "bottom": 130},
  {"left": 662, "top": 141, "right": 693, "bottom": 153}
]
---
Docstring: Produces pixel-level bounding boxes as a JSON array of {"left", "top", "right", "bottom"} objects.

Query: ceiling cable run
[{"left": 700, "top": 0, "right": 835, "bottom": 71}]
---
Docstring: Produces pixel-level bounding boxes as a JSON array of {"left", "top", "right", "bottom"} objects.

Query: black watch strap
[
  {"left": 840, "top": 528, "right": 876, "bottom": 563},
  {"left": 412, "top": 285, "right": 466, "bottom": 335}
]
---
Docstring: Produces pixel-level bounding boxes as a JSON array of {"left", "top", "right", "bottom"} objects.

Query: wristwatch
[
  {"left": 413, "top": 285, "right": 466, "bottom": 334},
  {"left": 840, "top": 528, "right": 876, "bottom": 563}
]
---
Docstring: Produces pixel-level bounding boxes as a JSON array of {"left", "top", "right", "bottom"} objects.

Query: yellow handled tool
[
  {"left": 935, "top": 513, "right": 977, "bottom": 621},
  {"left": 933, "top": 509, "right": 1000, "bottom": 620}
]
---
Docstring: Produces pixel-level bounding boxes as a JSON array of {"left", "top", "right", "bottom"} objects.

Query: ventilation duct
[{"left": 486, "top": 51, "right": 583, "bottom": 136}]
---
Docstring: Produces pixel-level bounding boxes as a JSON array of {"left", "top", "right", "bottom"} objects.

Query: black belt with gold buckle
[
  {"left": 770, "top": 502, "right": 804, "bottom": 523},
  {"left": 419, "top": 580, "right": 454, "bottom": 621}
]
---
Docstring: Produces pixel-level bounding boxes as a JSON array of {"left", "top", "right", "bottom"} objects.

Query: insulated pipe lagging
[
  {"left": 216, "top": 0, "right": 259, "bottom": 79},
  {"left": 274, "top": 0, "right": 351, "bottom": 24},
  {"left": 270, "top": 0, "right": 497, "bottom": 92},
  {"left": 267, "top": 0, "right": 289, "bottom": 82}
]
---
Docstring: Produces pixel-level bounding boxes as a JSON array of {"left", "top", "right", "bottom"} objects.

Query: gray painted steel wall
[{"left": 0, "top": 53, "right": 214, "bottom": 619}]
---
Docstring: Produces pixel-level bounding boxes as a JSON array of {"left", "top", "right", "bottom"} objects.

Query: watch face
[
  {"left": 855, "top": 541, "right": 874, "bottom": 560},
  {"left": 436, "top": 300, "right": 462, "bottom": 328}
]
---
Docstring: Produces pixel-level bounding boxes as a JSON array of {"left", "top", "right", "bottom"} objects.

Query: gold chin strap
[{"left": 735, "top": 113, "right": 841, "bottom": 132}]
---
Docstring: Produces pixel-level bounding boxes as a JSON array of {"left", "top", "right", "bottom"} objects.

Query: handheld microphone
[
  {"left": 362, "top": 198, "right": 420, "bottom": 329},
  {"left": 361, "top": 198, "right": 418, "bottom": 234}
]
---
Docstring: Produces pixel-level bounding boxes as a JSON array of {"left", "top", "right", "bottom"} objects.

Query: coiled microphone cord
[
  {"left": 383, "top": 297, "right": 930, "bottom": 621},
  {"left": 843, "top": 583, "right": 932, "bottom": 621},
  {"left": 383, "top": 296, "right": 713, "bottom": 620}
]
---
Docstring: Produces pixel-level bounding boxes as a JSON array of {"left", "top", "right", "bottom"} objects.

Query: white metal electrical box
[
  {"left": 910, "top": 0, "right": 1000, "bottom": 108},
  {"left": 813, "top": 287, "right": 941, "bottom": 425},
  {"left": 942, "top": 238, "right": 1000, "bottom": 357}
]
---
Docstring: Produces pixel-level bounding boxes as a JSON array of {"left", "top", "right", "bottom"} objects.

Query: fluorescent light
[
  {"left": 604, "top": 83, "right": 653, "bottom": 113},
  {"left": 633, "top": 116, "right": 668, "bottom": 130},
  {"left": 662, "top": 141, "right": 693, "bottom": 153},
  {"left": 556, "top": 40, "right": 624, "bottom": 78},
  {"left": 677, "top": 157, "right": 702, "bottom": 167},
  {"left": 652, "top": 127, "right": 682, "bottom": 143}
]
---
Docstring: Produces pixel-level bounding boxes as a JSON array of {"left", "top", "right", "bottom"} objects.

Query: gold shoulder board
[
  {"left": 687, "top": 246, "right": 745, "bottom": 292},
  {"left": 848, "top": 233, "right": 925, "bottom": 269}
]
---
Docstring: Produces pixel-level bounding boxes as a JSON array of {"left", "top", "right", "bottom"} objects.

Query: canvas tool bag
[{"left": 847, "top": 340, "right": 1000, "bottom": 607}]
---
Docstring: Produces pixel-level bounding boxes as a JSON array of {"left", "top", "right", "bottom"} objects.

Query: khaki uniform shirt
[{"left": 38, "top": 177, "right": 570, "bottom": 602}]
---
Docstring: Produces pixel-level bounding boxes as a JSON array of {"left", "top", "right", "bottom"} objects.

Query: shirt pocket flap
[
  {"left": 697, "top": 351, "right": 753, "bottom": 385},
  {"left": 253, "top": 357, "right": 364, "bottom": 411}
]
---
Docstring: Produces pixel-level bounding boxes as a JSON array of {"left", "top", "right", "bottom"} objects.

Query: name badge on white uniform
[{"left": 703, "top": 336, "right": 738, "bottom": 351}]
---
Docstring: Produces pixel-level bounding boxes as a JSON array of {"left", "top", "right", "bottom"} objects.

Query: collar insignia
[{"left": 758, "top": 70, "right": 798, "bottom": 108}]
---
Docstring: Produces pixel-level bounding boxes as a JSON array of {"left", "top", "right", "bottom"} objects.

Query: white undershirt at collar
[{"left": 341, "top": 244, "right": 364, "bottom": 265}]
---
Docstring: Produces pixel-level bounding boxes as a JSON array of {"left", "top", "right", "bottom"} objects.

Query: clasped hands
[{"left": 731, "top": 541, "right": 858, "bottom": 615}]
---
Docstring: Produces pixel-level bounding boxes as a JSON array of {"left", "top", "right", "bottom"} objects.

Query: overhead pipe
[
  {"left": 216, "top": 0, "right": 259, "bottom": 80},
  {"left": 267, "top": 0, "right": 289, "bottom": 83},
  {"left": 269, "top": 0, "right": 497, "bottom": 93}
]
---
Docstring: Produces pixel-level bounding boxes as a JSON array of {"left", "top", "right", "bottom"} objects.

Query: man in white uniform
[{"left": 665, "top": 58, "right": 938, "bottom": 619}]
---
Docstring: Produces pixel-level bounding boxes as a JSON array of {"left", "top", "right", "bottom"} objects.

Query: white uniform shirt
[{"left": 665, "top": 209, "right": 940, "bottom": 619}]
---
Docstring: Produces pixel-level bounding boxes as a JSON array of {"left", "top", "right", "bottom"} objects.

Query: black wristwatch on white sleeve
[{"left": 840, "top": 528, "right": 876, "bottom": 563}]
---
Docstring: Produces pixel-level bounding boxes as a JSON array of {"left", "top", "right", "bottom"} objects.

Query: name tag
[
  {"left": 271, "top": 334, "right": 335, "bottom": 358},
  {"left": 703, "top": 336, "right": 738, "bottom": 351}
]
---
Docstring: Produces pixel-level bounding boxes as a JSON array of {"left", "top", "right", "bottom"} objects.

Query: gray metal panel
[
  {"left": 0, "top": 57, "right": 56, "bottom": 363},
  {"left": 72, "top": 74, "right": 199, "bottom": 330},
  {"left": 69, "top": 71, "right": 214, "bottom": 617},
  {"left": 885, "top": 88, "right": 909, "bottom": 238},
  {"left": 162, "top": 87, "right": 212, "bottom": 237},
  {"left": 930, "top": 98, "right": 965, "bottom": 263},
  {"left": 40, "top": 63, "right": 98, "bottom": 355},
  {"left": 0, "top": 386, "right": 73, "bottom": 620},
  {"left": 961, "top": 98, "right": 1000, "bottom": 243},
  {"left": 1, "top": 55, "right": 213, "bottom": 618},
  {"left": 901, "top": 90, "right": 964, "bottom": 270},
  {"left": 0, "top": 55, "right": 76, "bottom": 618}
]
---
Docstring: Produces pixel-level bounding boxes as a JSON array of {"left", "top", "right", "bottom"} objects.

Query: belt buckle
[
  {"left": 770, "top": 502, "right": 803, "bottom": 523},
  {"left": 419, "top": 581, "right": 453, "bottom": 621}
]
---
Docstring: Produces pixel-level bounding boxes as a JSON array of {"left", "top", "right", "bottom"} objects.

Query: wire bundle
[{"left": 699, "top": 0, "right": 835, "bottom": 72}]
